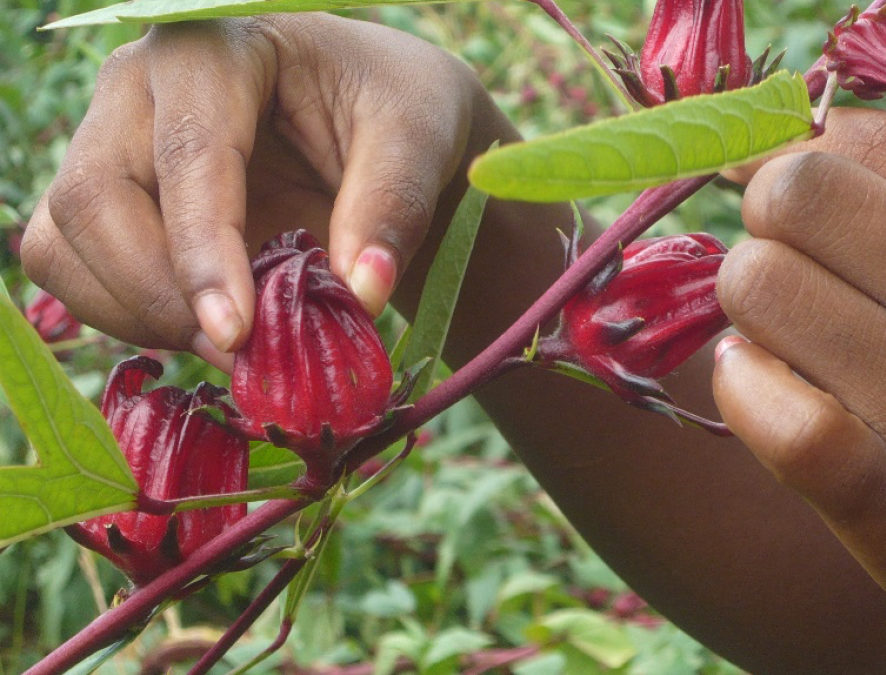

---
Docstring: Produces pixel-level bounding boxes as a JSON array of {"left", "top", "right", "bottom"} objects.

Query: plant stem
[{"left": 188, "top": 559, "right": 306, "bottom": 675}]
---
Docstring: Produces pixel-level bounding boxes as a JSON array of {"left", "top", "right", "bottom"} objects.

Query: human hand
[
  {"left": 21, "top": 13, "right": 492, "bottom": 370},
  {"left": 715, "top": 107, "right": 886, "bottom": 589}
]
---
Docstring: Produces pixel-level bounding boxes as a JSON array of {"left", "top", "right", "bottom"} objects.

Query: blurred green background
[{"left": 0, "top": 0, "right": 856, "bottom": 672}]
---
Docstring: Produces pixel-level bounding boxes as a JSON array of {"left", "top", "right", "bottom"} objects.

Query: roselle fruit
[
  {"left": 231, "top": 231, "right": 393, "bottom": 485},
  {"left": 538, "top": 233, "right": 730, "bottom": 409},
  {"left": 66, "top": 356, "right": 249, "bottom": 586},
  {"left": 606, "top": 0, "right": 775, "bottom": 107}
]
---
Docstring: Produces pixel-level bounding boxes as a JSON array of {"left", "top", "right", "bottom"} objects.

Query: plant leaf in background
[
  {"left": 42, "top": 0, "right": 463, "bottom": 29},
  {"left": 402, "top": 184, "right": 489, "bottom": 398},
  {"left": 247, "top": 442, "right": 304, "bottom": 489},
  {"left": 0, "top": 283, "right": 137, "bottom": 547},
  {"left": 469, "top": 71, "right": 813, "bottom": 202}
]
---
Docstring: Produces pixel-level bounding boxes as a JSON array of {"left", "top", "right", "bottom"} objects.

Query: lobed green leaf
[
  {"left": 469, "top": 71, "right": 814, "bottom": 202},
  {"left": 0, "top": 293, "right": 137, "bottom": 547}
]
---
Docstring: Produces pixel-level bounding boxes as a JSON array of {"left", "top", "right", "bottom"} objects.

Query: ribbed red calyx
[
  {"left": 24, "top": 288, "right": 81, "bottom": 343},
  {"left": 539, "top": 233, "right": 730, "bottom": 406},
  {"left": 607, "top": 0, "right": 757, "bottom": 107},
  {"left": 643, "top": 0, "right": 751, "bottom": 102},
  {"left": 824, "top": 1, "right": 886, "bottom": 100},
  {"left": 231, "top": 231, "right": 393, "bottom": 482},
  {"left": 66, "top": 356, "right": 249, "bottom": 586}
]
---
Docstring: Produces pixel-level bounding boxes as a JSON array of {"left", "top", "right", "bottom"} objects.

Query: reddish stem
[{"left": 189, "top": 564, "right": 302, "bottom": 675}]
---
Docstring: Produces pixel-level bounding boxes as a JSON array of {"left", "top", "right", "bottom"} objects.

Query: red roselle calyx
[
  {"left": 606, "top": 0, "right": 779, "bottom": 107},
  {"left": 537, "top": 233, "right": 731, "bottom": 422},
  {"left": 25, "top": 288, "right": 81, "bottom": 344},
  {"left": 822, "top": 1, "right": 886, "bottom": 100},
  {"left": 66, "top": 356, "right": 249, "bottom": 586},
  {"left": 231, "top": 231, "right": 394, "bottom": 486}
]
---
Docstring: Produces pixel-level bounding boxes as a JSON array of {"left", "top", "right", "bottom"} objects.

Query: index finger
[{"left": 148, "top": 21, "right": 274, "bottom": 353}]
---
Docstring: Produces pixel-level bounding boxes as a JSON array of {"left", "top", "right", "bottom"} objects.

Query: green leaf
[
  {"left": 43, "top": 0, "right": 466, "bottom": 29},
  {"left": 402, "top": 183, "right": 489, "bottom": 398},
  {"left": 469, "top": 71, "right": 813, "bottom": 202},
  {"left": 529, "top": 609, "right": 636, "bottom": 669},
  {"left": 247, "top": 441, "right": 303, "bottom": 489},
  {"left": 0, "top": 204, "right": 21, "bottom": 228},
  {"left": 0, "top": 294, "right": 137, "bottom": 547},
  {"left": 421, "top": 627, "right": 492, "bottom": 670},
  {"left": 359, "top": 579, "right": 417, "bottom": 618}
]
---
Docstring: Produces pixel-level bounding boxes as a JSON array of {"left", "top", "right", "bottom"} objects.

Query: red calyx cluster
[
  {"left": 230, "top": 231, "right": 394, "bottom": 487},
  {"left": 67, "top": 356, "right": 249, "bottom": 586},
  {"left": 538, "top": 233, "right": 730, "bottom": 415}
]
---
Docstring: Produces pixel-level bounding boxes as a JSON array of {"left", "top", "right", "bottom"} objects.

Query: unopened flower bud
[
  {"left": 231, "top": 231, "right": 393, "bottom": 485},
  {"left": 539, "top": 233, "right": 730, "bottom": 410},
  {"left": 67, "top": 356, "right": 249, "bottom": 586}
]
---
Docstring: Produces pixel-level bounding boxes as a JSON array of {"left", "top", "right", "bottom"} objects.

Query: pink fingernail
[
  {"left": 349, "top": 245, "right": 397, "bottom": 317},
  {"left": 193, "top": 292, "right": 244, "bottom": 352},
  {"left": 191, "top": 330, "right": 236, "bottom": 374},
  {"left": 714, "top": 335, "right": 749, "bottom": 362}
]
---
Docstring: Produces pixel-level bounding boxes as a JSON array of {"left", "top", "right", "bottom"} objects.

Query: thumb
[{"left": 326, "top": 119, "right": 467, "bottom": 317}]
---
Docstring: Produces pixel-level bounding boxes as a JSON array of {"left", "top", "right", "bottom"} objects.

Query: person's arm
[
  {"left": 408, "top": 105, "right": 886, "bottom": 673},
  {"left": 21, "top": 14, "right": 886, "bottom": 670}
]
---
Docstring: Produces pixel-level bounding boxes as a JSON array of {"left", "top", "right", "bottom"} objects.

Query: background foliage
[{"left": 0, "top": 0, "right": 855, "bottom": 672}]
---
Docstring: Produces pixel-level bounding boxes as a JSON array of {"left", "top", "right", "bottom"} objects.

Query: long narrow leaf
[
  {"left": 402, "top": 184, "right": 489, "bottom": 398},
  {"left": 469, "top": 71, "right": 813, "bottom": 202}
]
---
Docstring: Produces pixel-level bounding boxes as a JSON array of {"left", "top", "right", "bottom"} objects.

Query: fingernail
[
  {"left": 349, "top": 245, "right": 397, "bottom": 317},
  {"left": 193, "top": 292, "right": 244, "bottom": 352},
  {"left": 715, "top": 335, "right": 749, "bottom": 362},
  {"left": 191, "top": 330, "right": 236, "bottom": 374}
]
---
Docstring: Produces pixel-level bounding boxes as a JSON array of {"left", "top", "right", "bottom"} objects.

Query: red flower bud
[
  {"left": 231, "top": 231, "right": 393, "bottom": 484},
  {"left": 824, "top": 1, "right": 886, "bottom": 100},
  {"left": 67, "top": 356, "right": 249, "bottom": 586},
  {"left": 539, "top": 233, "right": 730, "bottom": 409},
  {"left": 24, "top": 289, "right": 81, "bottom": 344},
  {"left": 607, "top": 0, "right": 763, "bottom": 106}
]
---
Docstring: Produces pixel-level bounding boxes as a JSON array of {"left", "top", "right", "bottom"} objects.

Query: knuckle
[
  {"left": 717, "top": 240, "right": 802, "bottom": 331},
  {"left": 366, "top": 170, "right": 432, "bottom": 252},
  {"left": 46, "top": 167, "right": 106, "bottom": 241},
  {"left": 95, "top": 41, "right": 141, "bottom": 87},
  {"left": 19, "top": 224, "right": 57, "bottom": 287},
  {"left": 766, "top": 391, "right": 848, "bottom": 485},
  {"left": 154, "top": 115, "right": 213, "bottom": 179},
  {"left": 745, "top": 152, "right": 835, "bottom": 242}
]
